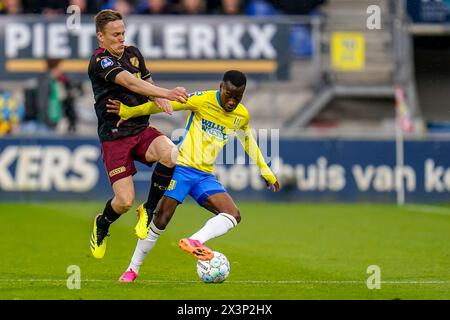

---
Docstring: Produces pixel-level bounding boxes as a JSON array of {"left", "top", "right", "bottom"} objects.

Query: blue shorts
[{"left": 164, "top": 165, "right": 227, "bottom": 205}]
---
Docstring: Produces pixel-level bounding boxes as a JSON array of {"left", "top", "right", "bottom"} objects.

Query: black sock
[
  {"left": 145, "top": 163, "right": 175, "bottom": 213},
  {"left": 97, "top": 199, "right": 121, "bottom": 231}
]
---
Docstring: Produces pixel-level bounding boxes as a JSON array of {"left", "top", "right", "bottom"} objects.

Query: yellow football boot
[
  {"left": 135, "top": 204, "right": 152, "bottom": 240},
  {"left": 90, "top": 214, "right": 109, "bottom": 259}
]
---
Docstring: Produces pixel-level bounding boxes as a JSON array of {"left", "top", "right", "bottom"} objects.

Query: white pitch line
[
  {"left": 0, "top": 279, "right": 449, "bottom": 285},
  {"left": 404, "top": 204, "right": 450, "bottom": 216}
]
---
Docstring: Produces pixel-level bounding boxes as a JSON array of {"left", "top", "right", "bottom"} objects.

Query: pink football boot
[{"left": 118, "top": 269, "right": 138, "bottom": 283}]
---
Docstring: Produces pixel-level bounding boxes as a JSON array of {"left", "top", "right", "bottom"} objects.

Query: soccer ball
[{"left": 196, "top": 251, "right": 230, "bottom": 283}]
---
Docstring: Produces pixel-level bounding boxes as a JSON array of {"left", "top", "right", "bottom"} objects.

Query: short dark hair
[
  {"left": 46, "top": 58, "right": 62, "bottom": 70},
  {"left": 223, "top": 70, "right": 246, "bottom": 87},
  {"left": 95, "top": 9, "right": 123, "bottom": 33}
]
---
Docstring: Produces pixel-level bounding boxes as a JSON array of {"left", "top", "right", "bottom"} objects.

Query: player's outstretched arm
[
  {"left": 237, "top": 126, "right": 281, "bottom": 193},
  {"left": 114, "top": 71, "right": 188, "bottom": 103},
  {"left": 106, "top": 99, "right": 159, "bottom": 119},
  {"left": 106, "top": 98, "right": 196, "bottom": 127},
  {"left": 144, "top": 76, "right": 173, "bottom": 115}
]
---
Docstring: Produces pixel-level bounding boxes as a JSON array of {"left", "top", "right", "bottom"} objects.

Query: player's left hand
[
  {"left": 106, "top": 99, "right": 126, "bottom": 127},
  {"left": 154, "top": 97, "right": 173, "bottom": 115},
  {"left": 265, "top": 179, "right": 281, "bottom": 192}
]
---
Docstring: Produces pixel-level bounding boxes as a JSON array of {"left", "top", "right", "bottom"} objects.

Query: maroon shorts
[{"left": 101, "top": 126, "right": 164, "bottom": 185}]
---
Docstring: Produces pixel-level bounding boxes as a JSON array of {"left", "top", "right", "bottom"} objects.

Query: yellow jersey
[{"left": 119, "top": 90, "right": 277, "bottom": 184}]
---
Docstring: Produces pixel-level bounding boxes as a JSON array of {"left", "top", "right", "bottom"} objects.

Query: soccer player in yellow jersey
[{"left": 107, "top": 70, "right": 280, "bottom": 282}]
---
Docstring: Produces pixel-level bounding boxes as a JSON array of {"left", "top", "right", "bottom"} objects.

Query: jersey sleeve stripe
[{"left": 177, "top": 111, "right": 195, "bottom": 149}]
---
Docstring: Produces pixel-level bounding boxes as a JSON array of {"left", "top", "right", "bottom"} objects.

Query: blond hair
[{"left": 95, "top": 10, "right": 123, "bottom": 33}]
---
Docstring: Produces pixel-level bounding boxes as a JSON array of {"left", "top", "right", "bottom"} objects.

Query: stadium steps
[
  {"left": 243, "top": 89, "right": 313, "bottom": 130},
  {"left": 284, "top": 0, "right": 405, "bottom": 133},
  {"left": 321, "top": 0, "right": 395, "bottom": 86},
  {"left": 322, "top": 0, "right": 390, "bottom": 11}
]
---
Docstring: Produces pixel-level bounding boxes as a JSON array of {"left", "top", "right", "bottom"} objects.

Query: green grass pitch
[{"left": 0, "top": 202, "right": 449, "bottom": 300}]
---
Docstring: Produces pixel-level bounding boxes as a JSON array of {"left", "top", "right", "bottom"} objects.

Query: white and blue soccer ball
[{"left": 196, "top": 251, "right": 230, "bottom": 283}]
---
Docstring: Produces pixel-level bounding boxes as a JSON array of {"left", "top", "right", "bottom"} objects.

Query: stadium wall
[
  {"left": 1, "top": 137, "right": 450, "bottom": 203},
  {"left": 0, "top": 15, "right": 302, "bottom": 81}
]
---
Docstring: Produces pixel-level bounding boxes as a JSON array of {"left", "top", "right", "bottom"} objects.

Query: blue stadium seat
[{"left": 245, "top": 0, "right": 281, "bottom": 16}]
